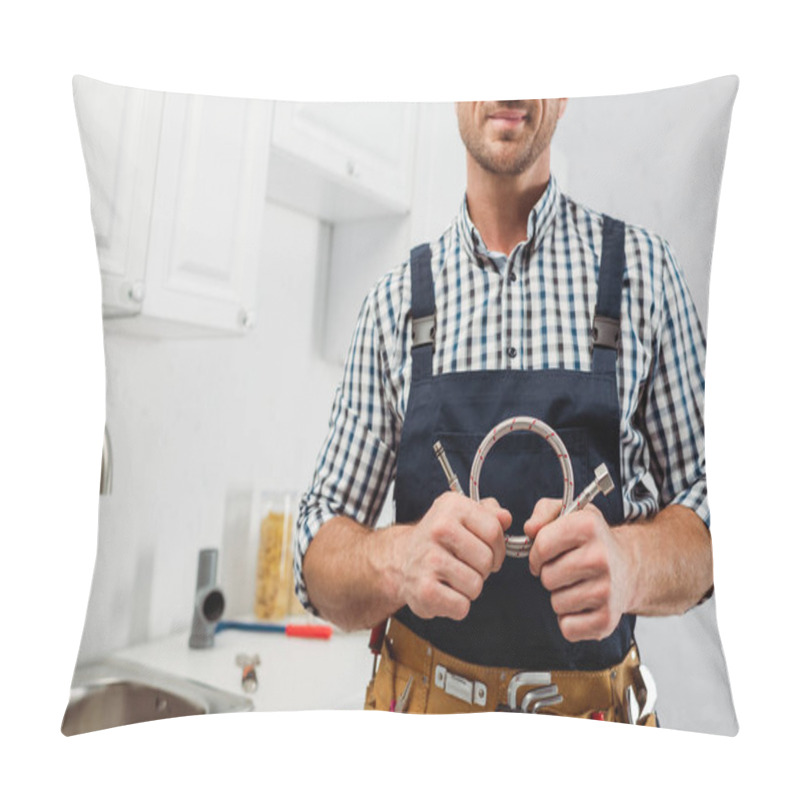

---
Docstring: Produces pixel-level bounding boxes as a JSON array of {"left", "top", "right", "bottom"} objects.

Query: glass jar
[{"left": 254, "top": 491, "right": 298, "bottom": 620}]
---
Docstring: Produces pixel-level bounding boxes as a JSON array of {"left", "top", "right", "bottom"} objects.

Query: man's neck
[{"left": 465, "top": 152, "right": 551, "bottom": 256}]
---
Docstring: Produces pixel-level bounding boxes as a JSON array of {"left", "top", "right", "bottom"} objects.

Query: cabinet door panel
[
  {"left": 74, "top": 77, "right": 163, "bottom": 314},
  {"left": 293, "top": 102, "right": 409, "bottom": 166},
  {"left": 144, "top": 93, "right": 272, "bottom": 332},
  {"left": 270, "top": 101, "right": 416, "bottom": 219}
]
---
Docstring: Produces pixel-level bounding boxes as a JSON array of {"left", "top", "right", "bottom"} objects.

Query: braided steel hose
[{"left": 434, "top": 417, "right": 614, "bottom": 558}]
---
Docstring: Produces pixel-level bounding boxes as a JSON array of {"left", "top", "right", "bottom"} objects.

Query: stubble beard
[{"left": 462, "top": 111, "right": 559, "bottom": 176}]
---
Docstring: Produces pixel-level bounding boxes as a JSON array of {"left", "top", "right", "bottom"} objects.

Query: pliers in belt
[{"left": 391, "top": 676, "right": 414, "bottom": 713}]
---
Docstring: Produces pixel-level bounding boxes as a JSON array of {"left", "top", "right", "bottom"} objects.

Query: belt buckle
[{"left": 506, "top": 671, "right": 563, "bottom": 713}]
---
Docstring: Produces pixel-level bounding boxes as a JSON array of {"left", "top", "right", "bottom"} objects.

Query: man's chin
[{"left": 477, "top": 147, "right": 535, "bottom": 176}]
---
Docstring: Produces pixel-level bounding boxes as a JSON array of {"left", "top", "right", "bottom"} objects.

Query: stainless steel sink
[{"left": 62, "top": 659, "right": 254, "bottom": 736}]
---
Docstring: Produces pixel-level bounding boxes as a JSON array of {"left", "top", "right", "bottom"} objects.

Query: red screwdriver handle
[
  {"left": 285, "top": 624, "right": 333, "bottom": 639},
  {"left": 368, "top": 621, "right": 387, "bottom": 655}
]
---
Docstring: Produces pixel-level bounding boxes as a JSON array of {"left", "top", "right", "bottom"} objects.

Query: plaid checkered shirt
[{"left": 294, "top": 176, "right": 708, "bottom": 611}]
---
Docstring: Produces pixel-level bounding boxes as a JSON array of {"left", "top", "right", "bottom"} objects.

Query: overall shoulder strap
[
  {"left": 409, "top": 243, "right": 435, "bottom": 381},
  {"left": 591, "top": 215, "right": 626, "bottom": 374}
]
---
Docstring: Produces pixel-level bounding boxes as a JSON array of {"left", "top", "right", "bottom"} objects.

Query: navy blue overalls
[{"left": 392, "top": 216, "right": 636, "bottom": 671}]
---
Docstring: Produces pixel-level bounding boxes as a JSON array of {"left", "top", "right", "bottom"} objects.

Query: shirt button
[
  {"left": 507, "top": 346, "right": 517, "bottom": 359},
  {"left": 509, "top": 271, "right": 517, "bottom": 282}
]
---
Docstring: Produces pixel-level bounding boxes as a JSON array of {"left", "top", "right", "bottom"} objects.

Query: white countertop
[{"left": 111, "top": 616, "right": 374, "bottom": 713}]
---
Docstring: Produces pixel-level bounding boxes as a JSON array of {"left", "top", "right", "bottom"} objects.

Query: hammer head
[{"left": 594, "top": 463, "right": 615, "bottom": 495}]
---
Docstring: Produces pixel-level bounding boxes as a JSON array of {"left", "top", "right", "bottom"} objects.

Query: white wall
[
  {"left": 76, "top": 200, "right": 342, "bottom": 663},
  {"left": 553, "top": 77, "right": 739, "bottom": 328}
]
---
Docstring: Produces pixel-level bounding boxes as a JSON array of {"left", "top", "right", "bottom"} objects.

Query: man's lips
[
  {"left": 489, "top": 110, "right": 526, "bottom": 120},
  {"left": 487, "top": 110, "right": 527, "bottom": 128}
]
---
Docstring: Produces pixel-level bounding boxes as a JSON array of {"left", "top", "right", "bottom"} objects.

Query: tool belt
[{"left": 364, "top": 618, "right": 657, "bottom": 725}]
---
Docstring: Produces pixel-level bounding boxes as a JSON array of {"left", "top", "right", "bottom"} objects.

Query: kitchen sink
[{"left": 62, "top": 659, "right": 254, "bottom": 736}]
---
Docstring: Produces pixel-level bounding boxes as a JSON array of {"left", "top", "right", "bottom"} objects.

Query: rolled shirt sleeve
[
  {"left": 294, "top": 284, "right": 401, "bottom": 612},
  {"left": 641, "top": 239, "right": 710, "bottom": 528}
]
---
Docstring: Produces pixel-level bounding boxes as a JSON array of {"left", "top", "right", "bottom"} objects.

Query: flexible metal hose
[{"left": 435, "top": 416, "right": 613, "bottom": 558}]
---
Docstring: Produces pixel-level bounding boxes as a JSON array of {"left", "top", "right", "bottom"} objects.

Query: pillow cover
[{"left": 66, "top": 74, "right": 738, "bottom": 735}]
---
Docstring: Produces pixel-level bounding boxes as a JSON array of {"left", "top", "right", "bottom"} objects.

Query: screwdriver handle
[{"left": 285, "top": 624, "right": 333, "bottom": 639}]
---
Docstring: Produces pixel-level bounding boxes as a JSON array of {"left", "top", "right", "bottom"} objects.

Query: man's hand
[
  {"left": 302, "top": 494, "right": 511, "bottom": 631},
  {"left": 396, "top": 493, "right": 512, "bottom": 622},
  {"left": 525, "top": 499, "right": 634, "bottom": 643}
]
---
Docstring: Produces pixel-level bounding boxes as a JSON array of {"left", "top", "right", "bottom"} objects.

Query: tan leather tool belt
[{"left": 364, "top": 618, "right": 656, "bottom": 725}]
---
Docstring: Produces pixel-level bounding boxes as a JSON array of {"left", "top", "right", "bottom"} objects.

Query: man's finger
[
  {"left": 443, "top": 523, "right": 497, "bottom": 579},
  {"left": 479, "top": 496, "right": 513, "bottom": 529},
  {"left": 557, "top": 607, "right": 615, "bottom": 643},
  {"left": 464, "top": 500, "right": 510, "bottom": 570},
  {"left": 529, "top": 510, "right": 596, "bottom": 576},
  {"left": 539, "top": 547, "right": 600, "bottom": 592},
  {"left": 436, "top": 549, "right": 487, "bottom": 602},
  {"left": 550, "top": 578, "right": 608, "bottom": 616},
  {"left": 523, "top": 497, "right": 562, "bottom": 541},
  {"left": 412, "top": 580, "right": 472, "bottom": 621}
]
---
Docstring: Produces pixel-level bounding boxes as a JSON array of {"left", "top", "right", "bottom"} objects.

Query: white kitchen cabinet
[
  {"left": 74, "top": 78, "right": 161, "bottom": 321},
  {"left": 74, "top": 77, "right": 272, "bottom": 336},
  {"left": 267, "top": 101, "right": 417, "bottom": 221},
  {"left": 319, "top": 102, "right": 467, "bottom": 364}
]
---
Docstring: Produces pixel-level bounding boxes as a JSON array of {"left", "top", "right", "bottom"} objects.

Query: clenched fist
[
  {"left": 396, "top": 492, "right": 512, "bottom": 621},
  {"left": 525, "top": 498, "right": 635, "bottom": 643}
]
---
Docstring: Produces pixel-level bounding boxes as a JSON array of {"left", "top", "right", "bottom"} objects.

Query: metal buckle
[
  {"left": 591, "top": 314, "right": 620, "bottom": 352},
  {"left": 412, "top": 314, "right": 435, "bottom": 348},
  {"left": 636, "top": 664, "right": 657, "bottom": 722},
  {"left": 434, "top": 664, "right": 487, "bottom": 707}
]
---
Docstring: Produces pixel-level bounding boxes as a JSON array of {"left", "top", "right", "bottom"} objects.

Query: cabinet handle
[
  {"left": 126, "top": 282, "right": 145, "bottom": 304},
  {"left": 238, "top": 309, "right": 257, "bottom": 330}
]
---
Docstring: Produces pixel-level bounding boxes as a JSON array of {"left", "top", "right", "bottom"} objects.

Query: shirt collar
[{"left": 457, "top": 174, "right": 560, "bottom": 267}]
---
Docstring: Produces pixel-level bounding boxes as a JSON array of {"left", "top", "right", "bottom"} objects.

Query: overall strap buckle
[
  {"left": 412, "top": 314, "right": 436, "bottom": 349},
  {"left": 591, "top": 313, "right": 620, "bottom": 352}
]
